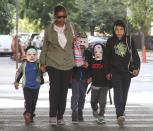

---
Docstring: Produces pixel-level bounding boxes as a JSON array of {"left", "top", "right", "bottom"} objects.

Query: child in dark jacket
[
  {"left": 14, "top": 46, "right": 44, "bottom": 124},
  {"left": 89, "top": 43, "right": 108, "bottom": 124},
  {"left": 104, "top": 20, "right": 140, "bottom": 125}
]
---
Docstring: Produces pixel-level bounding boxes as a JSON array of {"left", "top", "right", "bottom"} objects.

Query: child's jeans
[
  {"left": 90, "top": 86, "right": 108, "bottom": 117},
  {"left": 23, "top": 87, "right": 39, "bottom": 115},
  {"left": 71, "top": 79, "right": 88, "bottom": 112}
]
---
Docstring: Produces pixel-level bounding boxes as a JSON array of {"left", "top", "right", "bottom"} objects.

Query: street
[{"left": 0, "top": 56, "right": 153, "bottom": 131}]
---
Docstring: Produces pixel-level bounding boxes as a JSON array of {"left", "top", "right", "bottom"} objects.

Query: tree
[
  {"left": 128, "top": 0, "right": 153, "bottom": 34},
  {"left": 22, "top": 0, "right": 76, "bottom": 28},
  {"left": 74, "top": 0, "right": 127, "bottom": 35},
  {"left": 0, "top": 0, "right": 15, "bottom": 34}
]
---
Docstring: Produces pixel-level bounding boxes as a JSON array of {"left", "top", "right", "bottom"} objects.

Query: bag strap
[
  {"left": 70, "top": 23, "right": 75, "bottom": 38},
  {"left": 126, "top": 35, "right": 134, "bottom": 72}
]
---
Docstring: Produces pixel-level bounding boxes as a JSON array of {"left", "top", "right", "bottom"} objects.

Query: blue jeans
[{"left": 71, "top": 79, "right": 87, "bottom": 112}]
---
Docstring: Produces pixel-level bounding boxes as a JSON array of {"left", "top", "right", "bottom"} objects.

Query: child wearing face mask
[
  {"left": 88, "top": 43, "right": 109, "bottom": 124},
  {"left": 14, "top": 46, "right": 44, "bottom": 124}
]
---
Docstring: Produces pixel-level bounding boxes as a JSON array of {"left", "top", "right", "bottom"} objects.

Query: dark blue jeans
[
  {"left": 23, "top": 87, "right": 39, "bottom": 116},
  {"left": 71, "top": 79, "right": 88, "bottom": 112},
  {"left": 112, "top": 70, "right": 131, "bottom": 117}
]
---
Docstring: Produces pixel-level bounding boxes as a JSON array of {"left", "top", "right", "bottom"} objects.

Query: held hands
[
  {"left": 14, "top": 82, "right": 19, "bottom": 90},
  {"left": 106, "top": 73, "right": 112, "bottom": 80},
  {"left": 40, "top": 65, "right": 46, "bottom": 73},
  {"left": 132, "top": 69, "right": 139, "bottom": 76}
]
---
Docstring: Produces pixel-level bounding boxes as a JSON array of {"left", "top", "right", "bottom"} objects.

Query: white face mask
[
  {"left": 94, "top": 45, "right": 103, "bottom": 60},
  {"left": 26, "top": 48, "right": 38, "bottom": 62},
  {"left": 80, "top": 38, "right": 89, "bottom": 48}
]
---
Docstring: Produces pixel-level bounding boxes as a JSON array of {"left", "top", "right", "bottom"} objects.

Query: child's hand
[
  {"left": 87, "top": 77, "right": 92, "bottom": 84},
  {"left": 82, "top": 61, "right": 88, "bottom": 68},
  {"left": 14, "top": 82, "right": 19, "bottom": 90},
  {"left": 106, "top": 73, "right": 112, "bottom": 80}
]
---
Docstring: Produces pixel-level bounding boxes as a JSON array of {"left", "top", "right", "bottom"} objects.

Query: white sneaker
[
  {"left": 97, "top": 116, "right": 105, "bottom": 124},
  {"left": 117, "top": 116, "right": 125, "bottom": 125},
  {"left": 57, "top": 119, "right": 65, "bottom": 125},
  {"left": 49, "top": 117, "right": 57, "bottom": 125}
]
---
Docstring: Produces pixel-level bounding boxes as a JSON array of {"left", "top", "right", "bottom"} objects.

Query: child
[
  {"left": 71, "top": 34, "right": 92, "bottom": 122},
  {"left": 105, "top": 20, "right": 140, "bottom": 125},
  {"left": 14, "top": 46, "right": 44, "bottom": 124},
  {"left": 89, "top": 43, "right": 108, "bottom": 124}
]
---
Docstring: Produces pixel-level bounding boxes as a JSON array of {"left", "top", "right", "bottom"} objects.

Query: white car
[{"left": 0, "top": 35, "right": 13, "bottom": 55}]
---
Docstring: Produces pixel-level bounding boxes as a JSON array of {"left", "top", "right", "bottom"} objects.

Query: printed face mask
[
  {"left": 94, "top": 45, "right": 103, "bottom": 60},
  {"left": 26, "top": 48, "right": 38, "bottom": 62},
  {"left": 80, "top": 38, "right": 89, "bottom": 48}
]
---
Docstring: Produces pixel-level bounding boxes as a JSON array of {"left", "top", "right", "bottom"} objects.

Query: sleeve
[
  {"left": 88, "top": 59, "right": 93, "bottom": 78},
  {"left": 15, "top": 63, "right": 23, "bottom": 83},
  {"left": 103, "top": 38, "right": 112, "bottom": 74},
  {"left": 131, "top": 38, "right": 140, "bottom": 70},
  {"left": 39, "top": 26, "right": 49, "bottom": 65}
]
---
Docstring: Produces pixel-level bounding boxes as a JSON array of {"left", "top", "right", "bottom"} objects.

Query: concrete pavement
[
  {"left": 0, "top": 104, "right": 153, "bottom": 131},
  {"left": 0, "top": 55, "right": 153, "bottom": 131}
]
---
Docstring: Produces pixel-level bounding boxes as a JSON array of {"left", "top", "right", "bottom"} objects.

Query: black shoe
[
  {"left": 72, "top": 111, "right": 78, "bottom": 122},
  {"left": 78, "top": 111, "right": 84, "bottom": 121}
]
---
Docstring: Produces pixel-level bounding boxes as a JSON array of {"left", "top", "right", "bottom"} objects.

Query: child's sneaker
[
  {"left": 117, "top": 116, "right": 125, "bottom": 125},
  {"left": 97, "top": 116, "right": 105, "bottom": 124},
  {"left": 93, "top": 110, "right": 98, "bottom": 118},
  {"left": 49, "top": 117, "right": 57, "bottom": 125},
  {"left": 24, "top": 112, "right": 31, "bottom": 124},
  {"left": 57, "top": 119, "right": 65, "bottom": 125},
  {"left": 30, "top": 113, "right": 35, "bottom": 123},
  {"left": 78, "top": 111, "right": 84, "bottom": 121},
  {"left": 72, "top": 111, "right": 78, "bottom": 122}
]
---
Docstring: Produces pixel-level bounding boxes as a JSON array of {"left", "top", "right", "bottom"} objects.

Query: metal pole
[{"left": 16, "top": 0, "right": 19, "bottom": 69}]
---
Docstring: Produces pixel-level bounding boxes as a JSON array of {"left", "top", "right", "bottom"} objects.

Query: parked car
[
  {"left": 27, "top": 33, "right": 39, "bottom": 46},
  {"left": 0, "top": 35, "right": 13, "bottom": 56},
  {"left": 88, "top": 36, "right": 108, "bottom": 47},
  {"left": 31, "top": 34, "right": 44, "bottom": 49}
]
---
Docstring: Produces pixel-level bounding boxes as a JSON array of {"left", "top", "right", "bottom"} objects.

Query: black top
[
  {"left": 104, "top": 36, "right": 140, "bottom": 74},
  {"left": 89, "top": 59, "right": 108, "bottom": 87}
]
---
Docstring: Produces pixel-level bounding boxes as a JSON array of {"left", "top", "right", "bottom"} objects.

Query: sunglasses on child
[{"left": 56, "top": 15, "right": 67, "bottom": 19}]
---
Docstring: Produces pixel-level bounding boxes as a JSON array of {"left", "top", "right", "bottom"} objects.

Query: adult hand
[
  {"left": 106, "top": 73, "right": 112, "bottom": 80},
  {"left": 132, "top": 69, "right": 139, "bottom": 76},
  {"left": 14, "top": 82, "right": 19, "bottom": 90},
  {"left": 40, "top": 65, "right": 46, "bottom": 73}
]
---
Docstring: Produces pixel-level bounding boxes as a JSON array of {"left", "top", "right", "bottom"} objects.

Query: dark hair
[
  {"left": 54, "top": 5, "right": 67, "bottom": 16},
  {"left": 25, "top": 46, "right": 37, "bottom": 53},
  {"left": 113, "top": 20, "right": 126, "bottom": 36},
  {"left": 114, "top": 20, "right": 126, "bottom": 31},
  {"left": 92, "top": 43, "right": 105, "bottom": 56}
]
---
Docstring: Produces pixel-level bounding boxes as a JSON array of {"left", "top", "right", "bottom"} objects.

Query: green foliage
[
  {"left": 18, "top": 17, "right": 41, "bottom": 33},
  {"left": 74, "top": 0, "right": 127, "bottom": 35},
  {"left": 128, "top": 0, "right": 153, "bottom": 34},
  {"left": 0, "top": 0, "right": 15, "bottom": 34}
]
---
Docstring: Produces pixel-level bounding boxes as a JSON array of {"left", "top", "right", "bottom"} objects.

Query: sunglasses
[{"left": 56, "top": 15, "right": 67, "bottom": 19}]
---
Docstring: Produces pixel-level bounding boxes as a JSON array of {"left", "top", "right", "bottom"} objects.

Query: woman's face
[{"left": 55, "top": 11, "right": 67, "bottom": 26}]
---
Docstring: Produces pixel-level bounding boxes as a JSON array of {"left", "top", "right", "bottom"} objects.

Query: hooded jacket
[{"left": 104, "top": 20, "right": 140, "bottom": 74}]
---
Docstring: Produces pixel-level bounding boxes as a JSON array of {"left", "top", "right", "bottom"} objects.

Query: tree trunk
[{"left": 90, "top": 26, "right": 95, "bottom": 36}]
